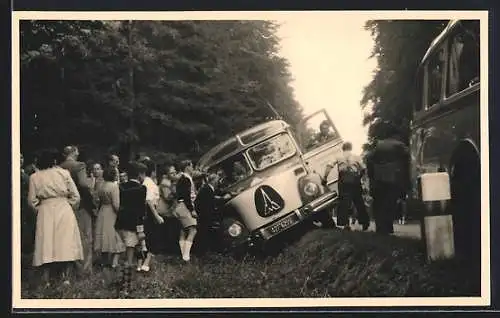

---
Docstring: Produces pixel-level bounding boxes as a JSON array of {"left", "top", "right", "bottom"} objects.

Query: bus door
[{"left": 296, "top": 109, "right": 344, "bottom": 192}]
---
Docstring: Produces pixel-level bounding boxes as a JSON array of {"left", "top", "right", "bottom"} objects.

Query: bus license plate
[{"left": 267, "top": 213, "right": 299, "bottom": 235}]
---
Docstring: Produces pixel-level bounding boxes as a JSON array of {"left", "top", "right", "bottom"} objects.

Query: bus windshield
[
  {"left": 246, "top": 133, "right": 296, "bottom": 170},
  {"left": 208, "top": 152, "right": 253, "bottom": 190}
]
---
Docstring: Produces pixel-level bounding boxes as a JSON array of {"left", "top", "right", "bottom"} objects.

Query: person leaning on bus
[{"left": 322, "top": 142, "right": 370, "bottom": 231}]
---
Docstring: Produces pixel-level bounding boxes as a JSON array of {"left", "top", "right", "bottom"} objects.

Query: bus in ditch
[
  {"left": 196, "top": 109, "right": 345, "bottom": 251},
  {"left": 409, "top": 19, "right": 480, "bottom": 262}
]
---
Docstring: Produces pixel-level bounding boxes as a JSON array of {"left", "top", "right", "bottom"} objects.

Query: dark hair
[
  {"left": 342, "top": 142, "right": 353, "bottom": 151},
  {"left": 37, "top": 149, "right": 60, "bottom": 169},
  {"left": 179, "top": 159, "right": 193, "bottom": 172},
  {"left": 86, "top": 160, "right": 96, "bottom": 173},
  {"left": 375, "top": 120, "right": 401, "bottom": 140},
  {"left": 107, "top": 153, "right": 119, "bottom": 163},
  {"left": 103, "top": 167, "right": 118, "bottom": 182},
  {"left": 126, "top": 161, "right": 147, "bottom": 179},
  {"left": 140, "top": 158, "right": 156, "bottom": 177},
  {"left": 320, "top": 120, "right": 330, "bottom": 128}
]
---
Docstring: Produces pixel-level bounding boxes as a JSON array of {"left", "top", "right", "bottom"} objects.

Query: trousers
[
  {"left": 337, "top": 180, "right": 370, "bottom": 227},
  {"left": 74, "top": 208, "right": 93, "bottom": 273}
]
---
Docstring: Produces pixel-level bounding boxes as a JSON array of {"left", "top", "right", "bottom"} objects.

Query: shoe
[{"left": 140, "top": 265, "right": 150, "bottom": 272}]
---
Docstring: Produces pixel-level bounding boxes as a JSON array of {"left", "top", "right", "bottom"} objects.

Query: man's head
[
  {"left": 119, "top": 172, "right": 128, "bottom": 183},
  {"left": 319, "top": 120, "right": 330, "bottom": 135},
  {"left": 140, "top": 157, "right": 156, "bottom": 178},
  {"left": 179, "top": 159, "right": 194, "bottom": 175},
  {"left": 165, "top": 165, "right": 178, "bottom": 181},
  {"left": 206, "top": 172, "right": 220, "bottom": 187},
  {"left": 126, "top": 161, "right": 147, "bottom": 183},
  {"left": 342, "top": 141, "right": 353, "bottom": 152},
  {"left": 107, "top": 153, "right": 120, "bottom": 168},
  {"left": 63, "top": 145, "right": 79, "bottom": 160},
  {"left": 377, "top": 120, "right": 402, "bottom": 141}
]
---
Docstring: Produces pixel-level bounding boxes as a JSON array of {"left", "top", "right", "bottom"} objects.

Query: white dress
[{"left": 28, "top": 167, "right": 84, "bottom": 267}]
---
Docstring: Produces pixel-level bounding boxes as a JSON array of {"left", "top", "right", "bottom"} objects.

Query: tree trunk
[{"left": 127, "top": 20, "right": 136, "bottom": 160}]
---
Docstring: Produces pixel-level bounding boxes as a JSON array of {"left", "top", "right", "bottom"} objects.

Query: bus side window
[
  {"left": 426, "top": 45, "right": 446, "bottom": 108},
  {"left": 414, "top": 70, "right": 424, "bottom": 112},
  {"left": 447, "top": 20, "right": 480, "bottom": 96}
]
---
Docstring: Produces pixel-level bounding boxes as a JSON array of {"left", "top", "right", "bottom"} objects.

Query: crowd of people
[
  {"left": 19, "top": 121, "right": 410, "bottom": 295},
  {"left": 20, "top": 146, "right": 229, "bottom": 293}
]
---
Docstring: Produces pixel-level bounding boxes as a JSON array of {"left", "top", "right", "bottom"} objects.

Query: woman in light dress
[
  {"left": 94, "top": 167, "right": 125, "bottom": 268},
  {"left": 157, "top": 165, "right": 179, "bottom": 219},
  {"left": 28, "top": 149, "right": 83, "bottom": 286}
]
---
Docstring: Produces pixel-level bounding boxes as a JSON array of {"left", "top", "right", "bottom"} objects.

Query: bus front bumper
[{"left": 250, "top": 190, "right": 339, "bottom": 242}]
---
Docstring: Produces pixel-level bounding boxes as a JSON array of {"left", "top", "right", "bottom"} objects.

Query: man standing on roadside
[
  {"left": 323, "top": 141, "right": 370, "bottom": 231},
  {"left": 59, "top": 145, "right": 96, "bottom": 274},
  {"left": 366, "top": 123, "right": 411, "bottom": 235}
]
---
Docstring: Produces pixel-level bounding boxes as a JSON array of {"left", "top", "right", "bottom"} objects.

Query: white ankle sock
[
  {"left": 179, "top": 240, "right": 186, "bottom": 257},
  {"left": 183, "top": 241, "right": 193, "bottom": 261}
]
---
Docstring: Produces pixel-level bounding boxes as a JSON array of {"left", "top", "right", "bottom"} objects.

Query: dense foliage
[
  {"left": 361, "top": 20, "right": 449, "bottom": 150},
  {"left": 20, "top": 20, "right": 303, "bottom": 165}
]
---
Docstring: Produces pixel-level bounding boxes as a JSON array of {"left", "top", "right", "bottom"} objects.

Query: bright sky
[{"left": 276, "top": 16, "right": 377, "bottom": 155}]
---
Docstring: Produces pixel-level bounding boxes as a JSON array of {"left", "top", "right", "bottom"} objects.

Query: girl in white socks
[{"left": 173, "top": 160, "right": 198, "bottom": 261}]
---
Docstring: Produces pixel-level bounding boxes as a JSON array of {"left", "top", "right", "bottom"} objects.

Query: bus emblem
[{"left": 254, "top": 185, "right": 284, "bottom": 217}]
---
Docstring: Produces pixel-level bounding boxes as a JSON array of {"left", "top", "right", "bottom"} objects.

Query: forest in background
[
  {"left": 19, "top": 19, "right": 450, "bottom": 165},
  {"left": 20, "top": 20, "right": 303, "bottom": 165},
  {"left": 361, "top": 20, "right": 449, "bottom": 151}
]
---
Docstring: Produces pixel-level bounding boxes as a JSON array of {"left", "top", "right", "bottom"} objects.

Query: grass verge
[{"left": 20, "top": 228, "right": 481, "bottom": 299}]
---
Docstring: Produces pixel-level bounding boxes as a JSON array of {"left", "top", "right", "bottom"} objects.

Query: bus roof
[
  {"left": 420, "top": 20, "right": 461, "bottom": 66},
  {"left": 197, "top": 120, "right": 290, "bottom": 169}
]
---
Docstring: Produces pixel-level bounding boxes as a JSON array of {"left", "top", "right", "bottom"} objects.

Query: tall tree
[
  {"left": 19, "top": 20, "right": 304, "bottom": 165},
  {"left": 361, "top": 20, "right": 448, "bottom": 147}
]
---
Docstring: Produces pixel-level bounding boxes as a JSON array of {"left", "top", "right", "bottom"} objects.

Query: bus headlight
[
  {"left": 303, "top": 181, "right": 320, "bottom": 197},
  {"left": 228, "top": 223, "right": 243, "bottom": 237}
]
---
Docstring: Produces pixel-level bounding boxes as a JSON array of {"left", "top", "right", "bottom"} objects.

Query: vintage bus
[
  {"left": 410, "top": 20, "right": 480, "bottom": 261},
  {"left": 196, "top": 109, "right": 344, "bottom": 251}
]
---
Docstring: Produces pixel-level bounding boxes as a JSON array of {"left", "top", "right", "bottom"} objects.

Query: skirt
[
  {"left": 32, "top": 197, "right": 84, "bottom": 267},
  {"left": 173, "top": 202, "right": 197, "bottom": 229},
  {"left": 94, "top": 204, "right": 126, "bottom": 254}
]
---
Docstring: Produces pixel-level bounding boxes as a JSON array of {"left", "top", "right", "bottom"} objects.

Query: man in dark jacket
[
  {"left": 59, "top": 145, "right": 96, "bottom": 274},
  {"left": 115, "top": 161, "right": 148, "bottom": 266},
  {"left": 115, "top": 161, "right": 147, "bottom": 295},
  {"left": 366, "top": 123, "right": 411, "bottom": 235},
  {"left": 194, "top": 172, "right": 231, "bottom": 253}
]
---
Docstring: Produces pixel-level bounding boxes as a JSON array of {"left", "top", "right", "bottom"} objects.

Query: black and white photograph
[{"left": 12, "top": 10, "right": 489, "bottom": 309}]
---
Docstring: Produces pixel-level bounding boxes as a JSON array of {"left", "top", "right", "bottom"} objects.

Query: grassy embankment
[{"left": 20, "top": 227, "right": 480, "bottom": 299}]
